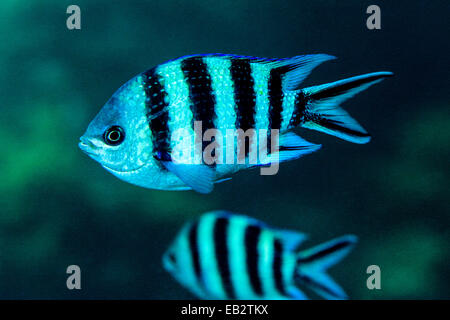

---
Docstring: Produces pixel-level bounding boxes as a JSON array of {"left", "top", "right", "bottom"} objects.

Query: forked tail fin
[
  {"left": 301, "top": 72, "right": 393, "bottom": 144},
  {"left": 295, "top": 235, "right": 358, "bottom": 300}
]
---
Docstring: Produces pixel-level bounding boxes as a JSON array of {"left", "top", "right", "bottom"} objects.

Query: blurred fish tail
[{"left": 294, "top": 235, "right": 358, "bottom": 300}]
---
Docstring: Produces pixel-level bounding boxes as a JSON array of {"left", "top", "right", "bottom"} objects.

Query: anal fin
[{"left": 260, "top": 132, "right": 321, "bottom": 165}]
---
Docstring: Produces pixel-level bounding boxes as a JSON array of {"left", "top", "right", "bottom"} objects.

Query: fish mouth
[
  {"left": 78, "top": 138, "right": 97, "bottom": 156},
  {"left": 78, "top": 137, "right": 148, "bottom": 174},
  {"left": 162, "top": 250, "right": 177, "bottom": 274}
]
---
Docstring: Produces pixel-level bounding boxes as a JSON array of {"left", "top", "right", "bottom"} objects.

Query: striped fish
[
  {"left": 79, "top": 53, "right": 392, "bottom": 193},
  {"left": 163, "top": 211, "right": 357, "bottom": 300}
]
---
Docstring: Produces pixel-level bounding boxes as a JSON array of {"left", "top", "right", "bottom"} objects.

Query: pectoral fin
[{"left": 162, "top": 161, "right": 215, "bottom": 194}]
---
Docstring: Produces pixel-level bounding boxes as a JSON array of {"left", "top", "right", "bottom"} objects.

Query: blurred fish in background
[{"left": 163, "top": 211, "right": 357, "bottom": 299}]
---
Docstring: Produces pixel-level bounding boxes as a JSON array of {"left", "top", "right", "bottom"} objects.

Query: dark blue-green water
[{"left": 0, "top": 0, "right": 448, "bottom": 299}]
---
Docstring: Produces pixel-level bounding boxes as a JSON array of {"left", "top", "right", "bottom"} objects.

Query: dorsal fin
[
  {"left": 267, "top": 54, "right": 336, "bottom": 91},
  {"left": 274, "top": 229, "right": 308, "bottom": 251},
  {"left": 166, "top": 53, "right": 335, "bottom": 91}
]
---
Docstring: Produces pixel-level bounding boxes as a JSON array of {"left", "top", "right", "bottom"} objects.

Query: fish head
[
  {"left": 79, "top": 76, "right": 153, "bottom": 175},
  {"left": 162, "top": 223, "right": 197, "bottom": 289}
]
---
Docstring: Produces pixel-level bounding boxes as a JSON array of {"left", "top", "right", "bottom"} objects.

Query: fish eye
[
  {"left": 103, "top": 126, "right": 125, "bottom": 146},
  {"left": 167, "top": 252, "right": 176, "bottom": 265}
]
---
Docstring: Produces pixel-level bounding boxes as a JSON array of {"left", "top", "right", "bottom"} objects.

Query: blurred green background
[{"left": 0, "top": 0, "right": 448, "bottom": 299}]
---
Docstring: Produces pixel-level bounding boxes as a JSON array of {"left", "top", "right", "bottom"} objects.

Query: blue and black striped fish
[
  {"left": 163, "top": 211, "right": 357, "bottom": 300},
  {"left": 79, "top": 53, "right": 392, "bottom": 193}
]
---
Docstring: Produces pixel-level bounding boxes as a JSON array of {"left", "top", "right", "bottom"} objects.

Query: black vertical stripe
[
  {"left": 230, "top": 59, "right": 256, "bottom": 159},
  {"left": 181, "top": 57, "right": 217, "bottom": 164},
  {"left": 244, "top": 225, "right": 263, "bottom": 296},
  {"left": 214, "top": 217, "right": 235, "bottom": 299},
  {"left": 273, "top": 239, "right": 288, "bottom": 295},
  {"left": 289, "top": 90, "right": 308, "bottom": 127},
  {"left": 268, "top": 68, "right": 284, "bottom": 129},
  {"left": 267, "top": 68, "right": 284, "bottom": 153},
  {"left": 142, "top": 68, "right": 171, "bottom": 160},
  {"left": 188, "top": 221, "right": 202, "bottom": 282}
]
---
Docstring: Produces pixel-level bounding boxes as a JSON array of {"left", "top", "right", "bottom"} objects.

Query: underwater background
[{"left": 0, "top": 0, "right": 448, "bottom": 299}]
